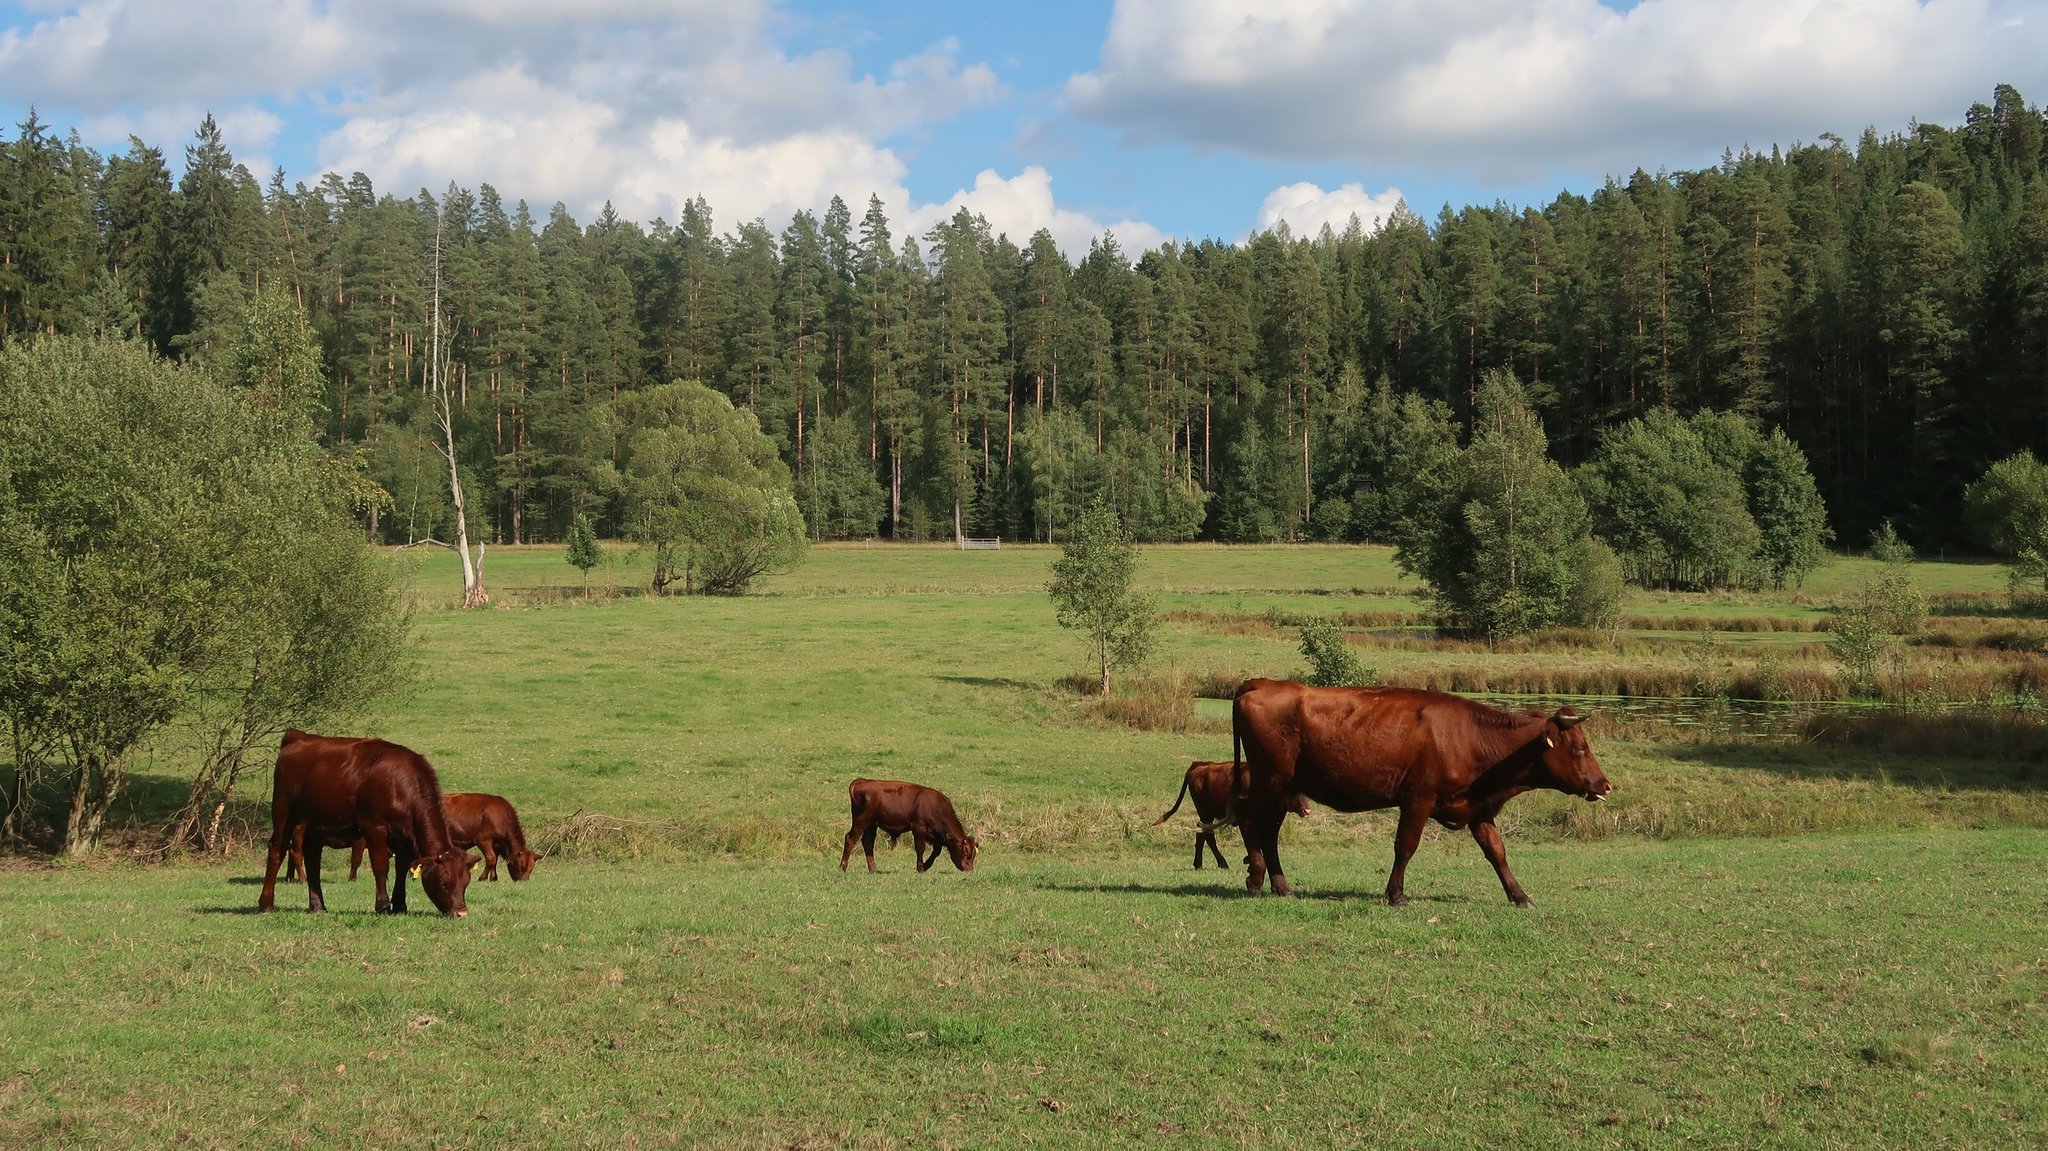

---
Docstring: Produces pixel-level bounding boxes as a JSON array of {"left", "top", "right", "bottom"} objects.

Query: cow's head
[
  {"left": 948, "top": 835, "right": 979, "bottom": 873},
  {"left": 1537, "top": 709, "right": 1610, "bottom": 802},
  {"left": 507, "top": 848, "right": 541, "bottom": 881},
  {"left": 419, "top": 847, "right": 478, "bottom": 917}
]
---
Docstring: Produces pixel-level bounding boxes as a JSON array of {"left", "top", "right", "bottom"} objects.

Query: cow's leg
[
  {"left": 303, "top": 842, "right": 327, "bottom": 914},
  {"left": 365, "top": 832, "right": 395, "bottom": 913},
  {"left": 348, "top": 841, "right": 365, "bottom": 881},
  {"left": 390, "top": 846, "right": 414, "bottom": 914},
  {"left": 862, "top": 826, "right": 881, "bottom": 872},
  {"left": 1471, "top": 818, "right": 1531, "bottom": 907},
  {"left": 1387, "top": 801, "right": 1434, "bottom": 907},
  {"left": 1205, "top": 829, "right": 1229, "bottom": 869},
  {"left": 1264, "top": 812, "right": 1294, "bottom": 897},
  {"left": 840, "top": 814, "right": 867, "bottom": 871},
  {"left": 480, "top": 839, "right": 500, "bottom": 881},
  {"left": 284, "top": 826, "right": 303, "bottom": 883},
  {"left": 1193, "top": 831, "right": 1206, "bottom": 870},
  {"left": 913, "top": 832, "right": 933, "bottom": 872},
  {"left": 1242, "top": 818, "right": 1267, "bottom": 894},
  {"left": 258, "top": 832, "right": 287, "bottom": 913}
]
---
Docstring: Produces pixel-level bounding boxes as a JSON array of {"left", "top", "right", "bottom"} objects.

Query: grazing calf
[
  {"left": 258, "top": 730, "right": 476, "bottom": 917},
  {"left": 290, "top": 795, "right": 538, "bottom": 883},
  {"left": 1154, "top": 760, "right": 1308, "bottom": 869},
  {"left": 443, "top": 792, "right": 540, "bottom": 881},
  {"left": 840, "top": 778, "right": 978, "bottom": 873}
]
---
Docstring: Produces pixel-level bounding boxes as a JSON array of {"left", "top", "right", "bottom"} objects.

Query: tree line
[{"left": 3, "top": 85, "right": 2047, "bottom": 554}]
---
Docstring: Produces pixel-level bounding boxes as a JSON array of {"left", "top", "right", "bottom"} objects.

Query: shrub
[
  {"left": 1828, "top": 607, "right": 1885, "bottom": 698},
  {"left": 1297, "top": 620, "right": 1376, "bottom": 687},
  {"left": 1868, "top": 519, "right": 1916, "bottom": 565}
]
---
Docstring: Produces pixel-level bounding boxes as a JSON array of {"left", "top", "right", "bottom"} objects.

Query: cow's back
[
  {"left": 1240, "top": 684, "right": 1483, "bottom": 812},
  {"left": 274, "top": 732, "right": 444, "bottom": 849},
  {"left": 444, "top": 792, "right": 514, "bottom": 845}
]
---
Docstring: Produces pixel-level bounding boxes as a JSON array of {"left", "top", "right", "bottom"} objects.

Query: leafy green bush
[
  {"left": 1297, "top": 619, "right": 1376, "bottom": 687},
  {"left": 1868, "top": 519, "right": 1916, "bottom": 565},
  {"left": 1828, "top": 607, "right": 1885, "bottom": 698}
]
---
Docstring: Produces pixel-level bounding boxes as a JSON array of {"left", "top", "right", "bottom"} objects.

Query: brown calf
[
  {"left": 443, "top": 792, "right": 540, "bottom": 881},
  {"left": 840, "top": 778, "right": 978, "bottom": 873},
  {"left": 1154, "top": 759, "right": 1307, "bottom": 870},
  {"left": 287, "top": 793, "right": 539, "bottom": 883}
]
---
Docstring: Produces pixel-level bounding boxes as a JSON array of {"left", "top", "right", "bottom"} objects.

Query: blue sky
[{"left": 2, "top": 0, "right": 2044, "bottom": 257}]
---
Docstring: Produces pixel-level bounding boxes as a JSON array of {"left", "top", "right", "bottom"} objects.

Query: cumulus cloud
[
  {"left": 0, "top": 1, "right": 1019, "bottom": 229},
  {"left": 0, "top": 0, "right": 349, "bottom": 108},
  {"left": 1255, "top": 181, "right": 1407, "bottom": 239},
  {"left": 906, "top": 167, "right": 1167, "bottom": 260},
  {"left": 1068, "top": 0, "right": 2048, "bottom": 182}
]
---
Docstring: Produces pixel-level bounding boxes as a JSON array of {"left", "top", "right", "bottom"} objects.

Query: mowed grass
[
  {"left": 5, "top": 832, "right": 2047, "bottom": 1149},
  {"left": 6, "top": 543, "right": 2048, "bottom": 1148}
]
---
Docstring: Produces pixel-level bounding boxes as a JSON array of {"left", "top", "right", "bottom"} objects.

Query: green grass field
[{"left": 4, "top": 543, "right": 2047, "bottom": 1148}]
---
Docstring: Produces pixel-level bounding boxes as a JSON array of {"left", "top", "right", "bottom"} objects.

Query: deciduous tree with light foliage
[
  {"left": 0, "top": 336, "right": 410, "bottom": 856},
  {"left": 1964, "top": 450, "right": 2048, "bottom": 596},
  {"left": 1048, "top": 498, "right": 1157, "bottom": 693},
  {"left": 596, "top": 381, "right": 807, "bottom": 595}
]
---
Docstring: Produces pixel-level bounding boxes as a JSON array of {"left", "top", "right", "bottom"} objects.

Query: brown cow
[
  {"left": 443, "top": 792, "right": 540, "bottom": 881},
  {"left": 1154, "top": 760, "right": 1308, "bottom": 869},
  {"left": 258, "top": 730, "right": 477, "bottom": 917},
  {"left": 1230, "top": 679, "right": 1610, "bottom": 905},
  {"left": 840, "top": 778, "right": 978, "bottom": 873}
]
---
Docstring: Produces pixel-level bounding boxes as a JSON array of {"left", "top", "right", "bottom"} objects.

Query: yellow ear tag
[
  {"left": 1543, "top": 735, "right": 1556, "bottom": 748},
  {"left": 408, "top": 863, "right": 422, "bottom": 878}
]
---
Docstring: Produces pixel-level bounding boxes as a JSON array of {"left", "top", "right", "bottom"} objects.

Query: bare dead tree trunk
[{"left": 431, "top": 216, "right": 488, "bottom": 608}]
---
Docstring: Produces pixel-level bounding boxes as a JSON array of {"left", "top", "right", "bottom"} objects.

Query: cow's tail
[
  {"left": 1224, "top": 689, "right": 1250, "bottom": 826},
  {"left": 1153, "top": 776, "right": 1193, "bottom": 825}
]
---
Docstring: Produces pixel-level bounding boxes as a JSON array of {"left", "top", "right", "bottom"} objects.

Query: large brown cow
[
  {"left": 1230, "top": 679, "right": 1610, "bottom": 905},
  {"left": 1154, "top": 760, "right": 1308, "bottom": 869},
  {"left": 258, "top": 730, "right": 477, "bottom": 917},
  {"left": 840, "top": 778, "right": 978, "bottom": 873}
]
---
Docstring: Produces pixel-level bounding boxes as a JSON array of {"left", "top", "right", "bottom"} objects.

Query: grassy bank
[
  {"left": 5, "top": 543, "right": 2048, "bottom": 1148},
  {"left": 4, "top": 831, "right": 2045, "bottom": 1149}
]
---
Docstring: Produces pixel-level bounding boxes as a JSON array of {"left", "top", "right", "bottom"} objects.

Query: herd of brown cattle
[{"left": 258, "top": 679, "right": 1609, "bottom": 916}]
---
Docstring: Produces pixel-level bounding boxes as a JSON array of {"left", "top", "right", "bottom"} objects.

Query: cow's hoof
[
  {"left": 1512, "top": 897, "right": 1535, "bottom": 909},
  {"left": 1387, "top": 893, "right": 1408, "bottom": 907}
]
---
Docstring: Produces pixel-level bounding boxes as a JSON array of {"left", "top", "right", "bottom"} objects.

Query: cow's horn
[{"left": 1553, "top": 709, "right": 1587, "bottom": 729}]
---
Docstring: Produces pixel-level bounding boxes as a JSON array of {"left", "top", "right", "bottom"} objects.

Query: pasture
[{"left": 3, "top": 543, "right": 2046, "bottom": 1148}]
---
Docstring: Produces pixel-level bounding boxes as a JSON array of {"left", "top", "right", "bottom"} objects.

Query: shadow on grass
[
  {"left": 1033, "top": 878, "right": 1470, "bottom": 905},
  {"left": 935, "top": 674, "right": 1036, "bottom": 691}
]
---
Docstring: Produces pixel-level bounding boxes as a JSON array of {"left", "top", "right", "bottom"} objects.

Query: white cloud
[
  {"left": 906, "top": 167, "right": 1167, "bottom": 261},
  {"left": 1068, "top": 0, "right": 2048, "bottom": 182},
  {"left": 1255, "top": 181, "right": 1406, "bottom": 239},
  {"left": 0, "top": 0, "right": 1168, "bottom": 257},
  {"left": 0, "top": 1, "right": 348, "bottom": 108}
]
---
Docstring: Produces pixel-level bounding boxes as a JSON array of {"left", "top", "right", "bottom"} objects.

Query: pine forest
[{"left": 4, "top": 85, "right": 2048, "bottom": 555}]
